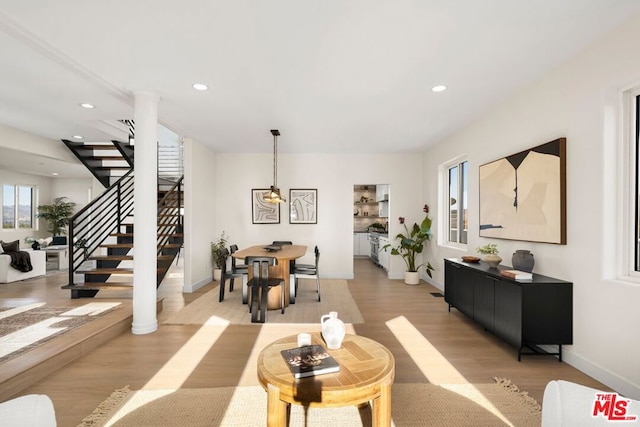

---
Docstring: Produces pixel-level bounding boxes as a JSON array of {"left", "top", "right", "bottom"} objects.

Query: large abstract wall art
[{"left": 479, "top": 138, "right": 566, "bottom": 244}]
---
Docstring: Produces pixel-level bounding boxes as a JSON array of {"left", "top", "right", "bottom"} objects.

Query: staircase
[{"left": 61, "top": 138, "right": 184, "bottom": 298}]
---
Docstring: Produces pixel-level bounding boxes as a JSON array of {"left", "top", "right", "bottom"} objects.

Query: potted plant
[
  {"left": 211, "top": 231, "right": 228, "bottom": 281},
  {"left": 382, "top": 204, "right": 434, "bottom": 285},
  {"left": 36, "top": 197, "right": 76, "bottom": 236},
  {"left": 476, "top": 243, "right": 502, "bottom": 268}
]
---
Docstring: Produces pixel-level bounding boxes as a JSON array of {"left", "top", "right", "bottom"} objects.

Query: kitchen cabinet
[
  {"left": 444, "top": 258, "right": 572, "bottom": 361},
  {"left": 378, "top": 236, "right": 390, "bottom": 270},
  {"left": 360, "top": 233, "right": 370, "bottom": 256},
  {"left": 353, "top": 233, "right": 370, "bottom": 257}
]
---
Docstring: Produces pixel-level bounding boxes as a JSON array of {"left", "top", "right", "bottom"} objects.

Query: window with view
[
  {"left": 2, "top": 184, "right": 34, "bottom": 229},
  {"left": 442, "top": 158, "right": 468, "bottom": 245}
]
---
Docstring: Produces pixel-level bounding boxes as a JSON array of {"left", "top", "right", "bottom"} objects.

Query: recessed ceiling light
[
  {"left": 73, "top": 135, "right": 83, "bottom": 139},
  {"left": 80, "top": 103, "right": 95, "bottom": 109},
  {"left": 432, "top": 85, "right": 447, "bottom": 93},
  {"left": 52, "top": 172, "right": 59, "bottom": 176},
  {"left": 192, "top": 83, "right": 208, "bottom": 91}
]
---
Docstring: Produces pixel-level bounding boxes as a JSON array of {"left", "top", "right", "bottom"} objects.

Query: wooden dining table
[{"left": 232, "top": 244, "right": 307, "bottom": 309}]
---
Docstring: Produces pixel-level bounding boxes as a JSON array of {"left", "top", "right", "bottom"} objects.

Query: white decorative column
[{"left": 131, "top": 92, "right": 159, "bottom": 335}]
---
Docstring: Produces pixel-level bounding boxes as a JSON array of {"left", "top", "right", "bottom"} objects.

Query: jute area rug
[
  {"left": 163, "top": 279, "right": 364, "bottom": 325},
  {"left": 0, "top": 302, "right": 121, "bottom": 364},
  {"left": 78, "top": 378, "right": 541, "bottom": 427}
]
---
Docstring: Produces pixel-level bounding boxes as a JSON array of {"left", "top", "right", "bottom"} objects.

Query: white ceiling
[{"left": 0, "top": 0, "right": 639, "bottom": 162}]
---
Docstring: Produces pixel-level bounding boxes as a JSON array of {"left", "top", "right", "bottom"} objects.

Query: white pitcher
[{"left": 321, "top": 311, "right": 346, "bottom": 350}]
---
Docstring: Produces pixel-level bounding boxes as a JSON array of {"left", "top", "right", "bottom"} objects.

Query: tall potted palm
[
  {"left": 210, "top": 231, "right": 228, "bottom": 281},
  {"left": 36, "top": 197, "right": 76, "bottom": 236},
  {"left": 382, "top": 204, "right": 435, "bottom": 285}
]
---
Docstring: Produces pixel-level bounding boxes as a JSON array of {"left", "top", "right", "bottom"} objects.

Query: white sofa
[
  {"left": 542, "top": 380, "right": 640, "bottom": 426},
  {"left": 0, "top": 249, "right": 46, "bottom": 283}
]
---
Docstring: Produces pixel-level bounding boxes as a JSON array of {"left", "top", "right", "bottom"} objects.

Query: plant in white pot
[
  {"left": 476, "top": 243, "right": 501, "bottom": 268},
  {"left": 382, "top": 204, "right": 434, "bottom": 285},
  {"left": 210, "top": 231, "right": 228, "bottom": 281}
]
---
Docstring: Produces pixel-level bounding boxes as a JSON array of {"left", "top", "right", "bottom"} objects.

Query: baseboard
[
  {"left": 560, "top": 347, "right": 640, "bottom": 400},
  {"left": 183, "top": 276, "right": 211, "bottom": 293}
]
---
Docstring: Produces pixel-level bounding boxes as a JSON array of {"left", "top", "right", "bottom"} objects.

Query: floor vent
[{"left": 430, "top": 292, "right": 444, "bottom": 298}]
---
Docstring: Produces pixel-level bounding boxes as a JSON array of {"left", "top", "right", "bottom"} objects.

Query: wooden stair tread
[
  {"left": 89, "top": 255, "right": 133, "bottom": 261},
  {"left": 101, "top": 243, "right": 133, "bottom": 248},
  {"left": 162, "top": 243, "right": 182, "bottom": 248},
  {"left": 84, "top": 268, "right": 134, "bottom": 275},
  {"left": 62, "top": 283, "right": 134, "bottom": 292}
]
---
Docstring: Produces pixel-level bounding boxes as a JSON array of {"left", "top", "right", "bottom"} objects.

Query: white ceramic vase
[
  {"left": 213, "top": 268, "right": 222, "bottom": 281},
  {"left": 404, "top": 271, "right": 420, "bottom": 285},
  {"left": 321, "top": 311, "right": 346, "bottom": 350}
]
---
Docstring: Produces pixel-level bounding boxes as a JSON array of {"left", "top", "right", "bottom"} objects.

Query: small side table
[
  {"left": 42, "top": 246, "right": 68, "bottom": 270},
  {"left": 257, "top": 332, "right": 395, "bottom": 427}
]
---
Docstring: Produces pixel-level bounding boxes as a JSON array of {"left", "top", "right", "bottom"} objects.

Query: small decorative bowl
[{"left": 461, "top": 256, "right": 481, "bottom": 263}]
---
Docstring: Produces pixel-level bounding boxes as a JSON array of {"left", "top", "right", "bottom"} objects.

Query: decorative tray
[{"left": 461, "top": 256, "right": 481, "bottom": 263}]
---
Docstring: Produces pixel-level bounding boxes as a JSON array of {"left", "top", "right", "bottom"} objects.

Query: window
[
  {"left": 441, "top": 157, "right": 468, "bottom": 246},
  {"left": 2, "top": 184, "right": 34, "bottom": 229},
  {"left": 631, "top": 87, "right": 640, "bottom": 272}
]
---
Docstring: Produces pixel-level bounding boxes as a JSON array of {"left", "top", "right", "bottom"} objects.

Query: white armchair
[{"left": 0, "top": 394, "right": 56, "bottom": 426}]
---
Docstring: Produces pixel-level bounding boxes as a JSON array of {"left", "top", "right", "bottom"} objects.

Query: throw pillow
[{"left": 0, "top": 240, "right": 20, "bottom": 253}]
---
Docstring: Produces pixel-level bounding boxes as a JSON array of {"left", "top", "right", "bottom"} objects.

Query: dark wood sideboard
[{"left": 444, "top": 258, "right": 573, "bottom": 361}]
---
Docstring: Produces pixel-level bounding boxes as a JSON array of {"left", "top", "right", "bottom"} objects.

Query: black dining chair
[
  {"left": 218, "top": 248, "right": 248, "bottom": 303},
  {"left": 246, "top": 256, "right": 285, "bottom": 323},
  {"left": 230, "top": 244, "right": 249, "bottom": 301},
  {"left": 291, "top": 246, "right": 321, "bottom": 303}
]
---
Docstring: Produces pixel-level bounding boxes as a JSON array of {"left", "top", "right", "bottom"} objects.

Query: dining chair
[
  {"left": 246, "top": 256, "right": 285, "bottom": 323},
  {"left": 291, "top": 246, "right": 320, "bottom": 303},
  {"left": 229, "top": 244, "right": 249, "bottom": 301},
  {"left": 218, "top": 248, "right": 248, "bottom": 303}
]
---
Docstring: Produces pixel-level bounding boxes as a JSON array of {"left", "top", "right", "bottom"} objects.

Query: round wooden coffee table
[{"left": 257, "top": 332, "right": 395, "bottom": 426}]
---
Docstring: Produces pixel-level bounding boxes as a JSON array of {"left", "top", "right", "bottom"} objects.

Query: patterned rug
[
  {"left": 78, "top": 378, "right": 541, "bottom": 426},
  {"left": 0, "top": 302, "right": 121, "bottom": 364}
]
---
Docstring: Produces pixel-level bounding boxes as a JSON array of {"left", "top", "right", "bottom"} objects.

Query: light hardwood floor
[{"left": 3, "top": 259, "right": 607, "bottom": 426}]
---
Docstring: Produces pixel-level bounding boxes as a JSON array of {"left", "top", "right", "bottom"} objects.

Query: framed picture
[
  {"left": 289, "top": 189, "right": 317, "bottom": 224},
  {"left": 479, "top": 138, "right": 566, "bottom": 244},
  {"left": 252, "top": 189, "right": 280, "bottom": 224}
]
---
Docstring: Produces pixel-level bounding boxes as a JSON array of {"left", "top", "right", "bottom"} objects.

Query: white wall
[
  {"left": 183, "top": 138, "right": 217, "bottom": 292},
  {"left": 51, "top": 177, "right": 98, "bottom": 212},
  {"left": 0, "top": 123, "right": 78, "bottom": 162},
  {"left": 423, "top": 14, "right": 640, "bottom": 398},
  {"left": 215, "top": 153, "right": 424, "bottom": 279}
]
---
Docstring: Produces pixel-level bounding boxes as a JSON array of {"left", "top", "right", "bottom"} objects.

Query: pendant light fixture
[{"left": 264, "top": 129, "right": 286, "bottom": 203}]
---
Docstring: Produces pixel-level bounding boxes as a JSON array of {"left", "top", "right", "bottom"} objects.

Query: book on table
[
  {"left": 500, "top": 269, "right": 533, "bottom": 280},
  {"left": 280, "top": 344, "right": 340, "bottom": 378}
]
